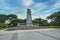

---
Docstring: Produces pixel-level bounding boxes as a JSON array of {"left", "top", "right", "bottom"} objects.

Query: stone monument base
[
  {"left": 26, "top": 23, "right": 33, "bottom": 27},
  {"left": 6, "top": 24, "right": 40, "bottom": 30}
]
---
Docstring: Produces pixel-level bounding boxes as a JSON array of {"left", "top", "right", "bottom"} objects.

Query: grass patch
[
  {"left": 0, "top": 22, "right": 7, "bottom": 30},
  {"left": 48, "top": 26, "right": 59, "bottom": 28}
]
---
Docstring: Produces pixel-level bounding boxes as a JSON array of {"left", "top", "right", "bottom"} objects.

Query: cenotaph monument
[{"left": 26, "top": 9, "right": 33, "bottom": 27}]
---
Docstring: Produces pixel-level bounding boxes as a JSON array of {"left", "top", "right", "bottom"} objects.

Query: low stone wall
[
  {"left": 6, "top": 25, "right": 53, "bottom": 30},
  {"left": 6, "top": 25, "right": 40, "bottom": 30},
  {"left": 17, "top": 24, "right": 39, "bottom": 28}
]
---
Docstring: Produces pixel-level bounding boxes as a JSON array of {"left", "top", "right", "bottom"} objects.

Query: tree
[
  {"left": 0, "top": 14, "right": 18, "bottom": 27},
  {"left": 10, "top": 19, "right": 26, "bottom": 27},
  {"left": 7, "top": 14, "right": 17, "bottom": 20},
  {"left": 0, "top": 14, "right": 17, "bottom": 22},
  {"left": 33, "top": 18, "right": 48, "bottom": 26},
  {"left": 47, "top": 11, "right": 60, "bottom": 27},
  {"left": 0, "top": 14, "right": 7, "bottom": 23}
]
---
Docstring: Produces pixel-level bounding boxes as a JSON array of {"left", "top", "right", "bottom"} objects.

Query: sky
[{"left": 0, "top": 0, "right": 60, "bottom": 19}]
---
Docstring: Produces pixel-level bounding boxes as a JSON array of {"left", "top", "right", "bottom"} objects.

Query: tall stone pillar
[{"left": 26, "top": 9, "right": 33, "bottom": 27}]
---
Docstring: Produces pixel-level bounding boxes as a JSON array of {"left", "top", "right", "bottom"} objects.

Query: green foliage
[
  {"left": 10, "top": 20, "right": 17, "bottom": 27},
  {"left": 0, "top": 14, "right": 18, "bottom": 27},
  {"left": 47, "top": 11, "right": 60, "bottom": 27},
  {"left": 0, "top": 14, "right": 7, "bottom": 22},
  {"left": 10, "top": 19, "right": 26, "bottom": 27},
  {"left": 0, "top": 22, "right": 7, "bottom": 29},
  {"left": 33, "top": 18, "right": 49, "bottom": 26},
  {"left": 0, "top": 14, "right": 17, "bottom": 22},
  {"left": 48, "top": 26, "right": 59, "bottom": 28},
  {"left": 47, "top": 11, "right": 60, "bottom": 19},
  {"left": 7, "top": 14, "right": 17, "bottom": 20},
  {"left": 11, "top": 19, "right": 26, "bottom": 23}
]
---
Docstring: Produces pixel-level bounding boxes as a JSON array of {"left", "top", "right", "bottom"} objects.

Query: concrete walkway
[{"left": 0, "top": 28, "right": 60, "bottom": 40}]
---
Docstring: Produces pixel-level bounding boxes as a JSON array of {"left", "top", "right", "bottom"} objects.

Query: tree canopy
[
  {"left": 0, "top": 14, "right": 17, "bottom": 23},
  {"left": 47, "top": 11, "right": 60, "bottom": 27},
  {"left": 32, "top": 18, "right": 49, "bottom": 26}
]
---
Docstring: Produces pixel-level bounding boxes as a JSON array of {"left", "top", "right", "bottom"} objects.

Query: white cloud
[
  {"left": 32, "top": 13, "right": 50, "bottom": 20},
  {"left": 17, "top": 14, "right": 22, "bottom": 19},
  {"left": 0, "top": 0, "right": 4, "bottom": 3},
  {"left": 44, "top": 0, "right": 60, "bottom": 13},
  {"left": 29, "top": 3, "right": 47, "bottom": 19},
  {"left": 17, "top": 13, "right": 26, "bottom": 19},
  {"left": 0, "top": 0, "right": 60, "bottom": 20},
  {"left": 31, "top": 3, "right": 47, "bottom": 13},
  {"left": 52, "top": 0, "right": 60, "bottom": 9},
  {"left": 21, "top": 0, "right": 34, "bottom": 7},
  {"left": 45, "top": 0, "right": 60, "bottom": 13},
  {"left": 32, "top": 15, "right": 39, "bottom": 20},
  {"left": 31, "top": 0, "right": 60, "bottom": 19},
  {"left": 40, "top": 0, "right": 60, "bottom": 19},
  {"left": 0, "top": 0, "right": 11, "bottom": 10}
]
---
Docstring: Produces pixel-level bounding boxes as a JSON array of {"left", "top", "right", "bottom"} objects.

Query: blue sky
[{"left": 0, "top": 0, "right": 60, "bottom": 19}]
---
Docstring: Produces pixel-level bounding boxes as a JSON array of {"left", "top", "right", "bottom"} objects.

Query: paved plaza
[{"left": 0, "top": 28, "right": 60, "bottom": 40}]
